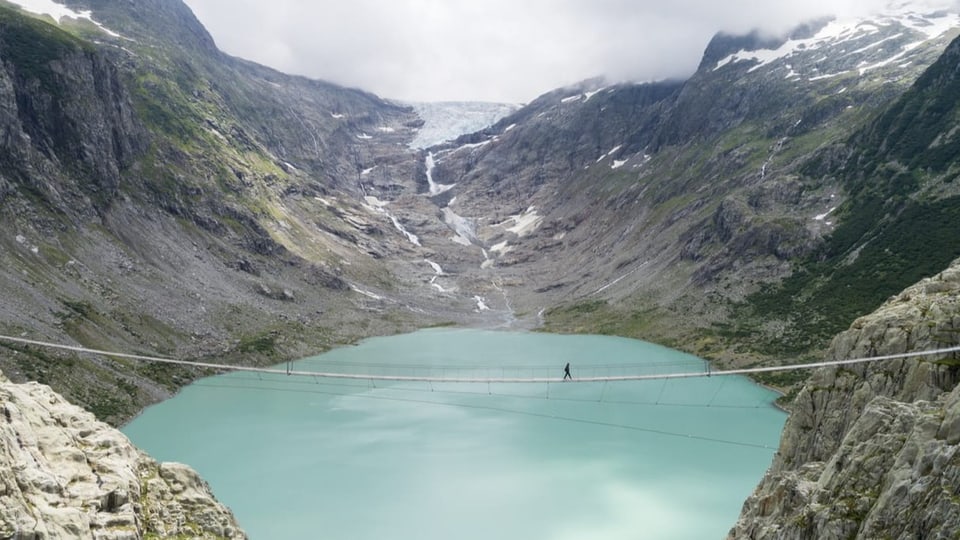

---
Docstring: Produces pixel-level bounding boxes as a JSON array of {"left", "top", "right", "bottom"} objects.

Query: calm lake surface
[{"left": 123, "top": 329, "right": 786, "bottom": 539}]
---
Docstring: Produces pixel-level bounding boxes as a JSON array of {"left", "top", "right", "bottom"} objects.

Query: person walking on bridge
[{"left": 563, "top": 362, "right": 572, "bottom": 380}]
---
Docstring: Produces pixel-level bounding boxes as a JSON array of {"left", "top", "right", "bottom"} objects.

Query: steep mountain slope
[
  {"left": 743, "top": 23, "right": 960, "bottom": 359},
  {"left": 4, "top": 0, "right": 960, "bottom": 423},
  {"left": 729, "top": 258, "right": 960, "bottom": 539},
  {"left": 724, "top": 39, "right": 960, "bottom": 533},
  {"left": 0, "top": 0, "right": 460, "bottom": 424},
  {"left": 423, "top": 6, "right": 960, "bottom": 371}
]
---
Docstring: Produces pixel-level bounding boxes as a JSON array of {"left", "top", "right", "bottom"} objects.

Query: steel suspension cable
[{"left": 2, "top": 334, "right": 959, "bottom": 383}]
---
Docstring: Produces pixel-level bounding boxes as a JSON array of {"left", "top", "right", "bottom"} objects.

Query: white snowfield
[
  {"left": 8, "top": 0, "right": 120, "bottom": 37},
  {"left": 714, "top": 4, "right": 960, "bottom": 76},
  {"left": 408, "top": 102, "right": 518, "bottom": 149}
]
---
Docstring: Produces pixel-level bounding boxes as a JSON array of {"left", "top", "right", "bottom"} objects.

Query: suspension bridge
[
  {"left": 2, "top": 333, "right": 958, "bottom": 384},
  {"left": 5, "top": 333, "right": 959, "bottom": 450}
]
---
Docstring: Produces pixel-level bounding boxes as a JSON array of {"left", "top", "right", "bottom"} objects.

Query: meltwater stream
[{"left": 123, "top": 329, "right": 786, "bottom": 539}]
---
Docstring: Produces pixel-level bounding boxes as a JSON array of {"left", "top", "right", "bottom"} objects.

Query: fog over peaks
[{"left": 184, "top": 0, "right": 959, "bottom": 102}]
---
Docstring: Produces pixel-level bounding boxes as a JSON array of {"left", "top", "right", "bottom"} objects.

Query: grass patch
[{"left": 237, "top": 332, "right": 277, "bottom": 355}]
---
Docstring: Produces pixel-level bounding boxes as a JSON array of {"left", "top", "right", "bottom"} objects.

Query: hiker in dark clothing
[{"left": 563, "top": 362, "right": 572, "bottom": 380}]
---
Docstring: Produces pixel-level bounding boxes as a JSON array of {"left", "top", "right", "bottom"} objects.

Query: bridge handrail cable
[{"left": 1, "top": 334, "right": 958, "bottom": 383}]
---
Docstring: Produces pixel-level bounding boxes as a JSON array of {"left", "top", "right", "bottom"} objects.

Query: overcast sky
[{"left": 182, "top": 0, "right": 958, "bottom": 103}]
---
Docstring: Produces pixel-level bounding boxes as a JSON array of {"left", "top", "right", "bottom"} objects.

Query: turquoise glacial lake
[{"left": 123, "top": 328, "right": 786, "bottom": 539}]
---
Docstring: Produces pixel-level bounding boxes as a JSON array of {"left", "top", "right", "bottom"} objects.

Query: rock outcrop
[
  {"left": 0, "top": 371, "right": 245, "bottom": 539},
  {"left": 729, "top": 259, "right": 960, "bottom": 539},
  {"left": 0, "top": 7, "right": 146, "bottom": 215}
]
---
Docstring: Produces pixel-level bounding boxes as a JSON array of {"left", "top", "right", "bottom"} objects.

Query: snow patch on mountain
[
  {"left": 425, "top": 259, "right": 443, "bottom": 275},
  {"left": 501, "top": 207, "right": 543, "bottom": 237},
  {"left": 584, "top": 87, "right": 609, "bottom": 101},
  {"left": 389, "top": 216, "right": 420, "bottom": 246},
  {"left": 450, "top": 139, "right": 493, "bottom": 154},
  {"left": 8, "top": 0, "right": 120, "bottom": 36},
  {"left": 490, "top": 241, "right": 512, "bottom": 255},
  {"left": 814, "top": 206, "right": 838, "bottom": 221},
  {"left": 597, "top": 145, "right": 623, "bottom": 163},
  {"left": 714, "top": 5, "right": 960, "bottom": 76},
  {"left": 443, "top": 207, "right": 477, "bottom": 246},
  {"left": 424, "top": 259, "right": 451, "bottom": 293},
  {"left": 407, "top": 102, "right": 519, "bottom": 149}
]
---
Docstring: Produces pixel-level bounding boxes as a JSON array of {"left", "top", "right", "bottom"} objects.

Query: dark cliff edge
[{"left": 0, "top": 6, "right": 146, "bottom": 215}]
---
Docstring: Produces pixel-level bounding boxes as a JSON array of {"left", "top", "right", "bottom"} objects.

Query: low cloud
[{"left": 184, "top": 0, "right": 959, "bottom": 103}]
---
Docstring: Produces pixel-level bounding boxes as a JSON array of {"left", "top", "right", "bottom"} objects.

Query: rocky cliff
[
  {"left": 729, "top": 258, "right": 960, "bottom": 539},
  {"left": 0, "top": 7, "right": 145, "bottom": 216},
  {"left": 0, "top": 370, "right": 245, "bottom": 539}
]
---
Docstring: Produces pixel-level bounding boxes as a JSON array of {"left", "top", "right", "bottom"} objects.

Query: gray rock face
[
  {"left": 0, "top": 4, "right": 436, "bottom": 424},
  {"left": 729, "top": 259, "right": 960, "bottom": 539},
  {"left": 0, "top": 371, "right": 245, "bottom": 539},
  {"left": 0, "top": 12, "right": 145, "bottom": 215}
]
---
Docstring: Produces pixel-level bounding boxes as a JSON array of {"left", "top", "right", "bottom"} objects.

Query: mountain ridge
[
  {"left": 419, "top": 5, "right": 960, "bottom": 373},
  {"left": 1, "top": 0, "right": 955, "bottom": 417},
  {"left": 0, "top": 1, "right": 436, "bottom": 424},
  {"left": 2, "top": 1, "right": 960, "bottom": 536}
]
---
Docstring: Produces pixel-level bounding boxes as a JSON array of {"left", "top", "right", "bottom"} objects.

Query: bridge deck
[{"left": 3, "top": 335, "right": 958, "bottom": 383}]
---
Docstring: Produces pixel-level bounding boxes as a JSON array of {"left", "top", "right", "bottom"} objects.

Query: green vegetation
[
  {"left": 743, "top": 193, "right": 960, "bottom": 353},
  {"left": 736, "top": 47, "right": 960, "bottom": 354},
  {"left": 135, "top": 362, "right": 196, "bottom": 392},
  {"left": 131, "top": 71, "right": 205, "bottom": 145},
  {"left": 542, "top": 300, "right": 677, "bottom": 347},
  {"left": 237, "top": 332, "right": 277, "bottom": 355},
  {"left": 554, "top": 299, "right": 607, "bottom": 316},
  {"left": 0, "top": 340, "right": 141, "bottom": 424},
  {"left": 856, "top": 44, "right": 960, "bottom": 173},
  {"left": 7, "top": 344, "right": 74, "bottom": 385},
  {"left": 0, "top": 6, "right": 91, "bottom": 93},
  {"left": 60, "top": 299, "right": 94, "bottom": 319},
  {"left": 753, "top": 370, "right": 811, "bottom": 392},
  {"left": 84, "top": 388, "right": 134, "bottom": 423}
]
